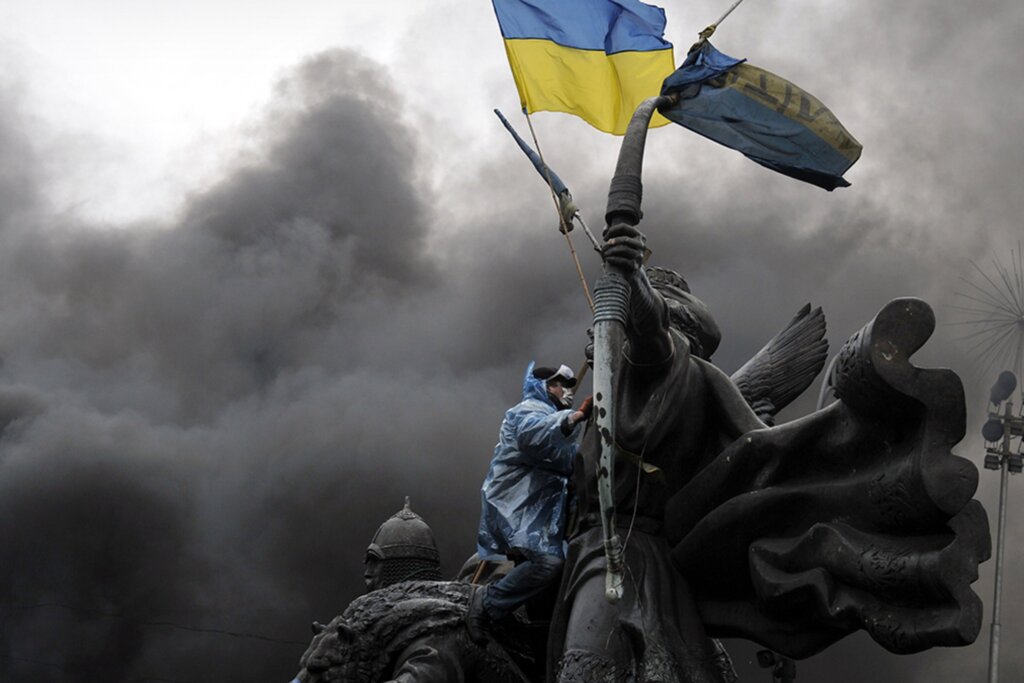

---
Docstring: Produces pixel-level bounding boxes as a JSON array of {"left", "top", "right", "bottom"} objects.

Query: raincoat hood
[
  {"left": 523, "top": 361, "right": 558, "bottom": 407},
  {"left": 477, "top": 362, "right": 583, "bottom": 559}
]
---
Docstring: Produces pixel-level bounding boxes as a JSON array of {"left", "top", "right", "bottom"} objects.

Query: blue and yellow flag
[
  {"left": 660, "top": 42, "right": 862, "bottom": 190},
  {"left": 492, "top": 0, "right": 675, "bottom": 135}
]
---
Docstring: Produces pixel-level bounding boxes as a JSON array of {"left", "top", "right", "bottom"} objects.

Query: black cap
[{"left": 532, "top": 364, "right": 577, "bottom": 388}]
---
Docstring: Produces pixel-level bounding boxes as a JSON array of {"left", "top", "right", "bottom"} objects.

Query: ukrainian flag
[
  {"left": 660, "top": 42, "right": 862, "bottom": 190},
  {"left": 492, "top": 0, "right": 675, "bottom": 135}
]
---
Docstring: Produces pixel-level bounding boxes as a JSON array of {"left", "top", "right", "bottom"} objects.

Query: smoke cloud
[{"left": 1, "top": 3, "right": 1021, "bottom": 678}]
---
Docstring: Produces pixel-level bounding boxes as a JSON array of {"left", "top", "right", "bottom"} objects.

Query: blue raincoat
[{"left": 477, "top": 362, "right": 582, "bottom": 560}]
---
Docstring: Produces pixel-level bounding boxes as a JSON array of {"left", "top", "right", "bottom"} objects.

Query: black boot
[{"left": 464, "top": 586, "right": 492, "bottom": 644}]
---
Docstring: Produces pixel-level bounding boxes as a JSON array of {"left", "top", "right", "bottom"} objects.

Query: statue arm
[
  {"left": 602, "top": 223, "right": 673, "bottom": 365},
  {"left": 623, "top": 268, "right": 674, "bottom": 365}
]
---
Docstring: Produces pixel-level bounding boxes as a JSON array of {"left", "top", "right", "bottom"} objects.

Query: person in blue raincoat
[{"left": 467, "top": 362, "right": 592, "bottom": 640}]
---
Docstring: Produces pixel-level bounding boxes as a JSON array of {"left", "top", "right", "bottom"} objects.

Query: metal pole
[{"left": 988, "top": 399, "right": 1014, "bottom": 683}]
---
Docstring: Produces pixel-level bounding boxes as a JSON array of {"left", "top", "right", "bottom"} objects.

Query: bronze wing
[{"left": 729, "top": 304, "right": 828, "bottom": 425}]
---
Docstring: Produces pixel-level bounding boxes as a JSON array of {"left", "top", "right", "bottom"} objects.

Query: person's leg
[{"left": 482, "top": 550, "right": 563, "bottom": 620}]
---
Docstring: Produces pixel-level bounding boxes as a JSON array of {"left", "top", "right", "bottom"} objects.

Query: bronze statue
[
  {"left": 545, "top": 96, "right": 988, "bottom": 682},
  {"left": 552, "top": 256, "right": 774, "bottom": 682},
  {"left": 292, "top": 97, "right": 990, "bottom": 682},
  {"left": 549, "top": 248, "right": 989, "bottom": 681},
  {"left": 294, "top": 582, "right": 534, "bottom": 683},
  {"left": 364, "top": 498, "right": 442, "bottom": 592},
  {"left": 664, "top": 296, "right": 989, "bottom": 658},
  {"left": 293, "top": 292, "right": 988, "bottom": 683}
]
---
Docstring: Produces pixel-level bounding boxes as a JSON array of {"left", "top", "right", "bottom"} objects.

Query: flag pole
[
  {"left": 494, "top": 109, "right": 601, "bottom": 254},
  {"left": 712, "top": 0, "right": 747, "bottom": 27},
  {"left": 691, "top": 0, "right": 748, "bottom": 51},
  {"left": 522, "top": 110, "right": 595, "bottom": 313}
]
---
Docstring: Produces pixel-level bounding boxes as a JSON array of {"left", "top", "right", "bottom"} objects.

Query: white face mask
[{"left": 560, "top": 387, "right": 575, "bottom": 407}]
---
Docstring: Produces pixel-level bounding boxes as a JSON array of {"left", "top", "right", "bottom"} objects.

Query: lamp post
[{"left": 983, "top": 371, "right": 1023, "bottom": 683}]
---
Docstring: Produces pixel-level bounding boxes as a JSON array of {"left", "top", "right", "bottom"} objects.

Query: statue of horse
[{"left": 291, "top": 580, "right": 540, "bottom": 683}]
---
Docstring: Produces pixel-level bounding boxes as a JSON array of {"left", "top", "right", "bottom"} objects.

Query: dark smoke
[
  {"left": 0, "top": 48, "right": 593, "bottom": 682},
  {"left": 0, "top": 26, "right": 1018, "bottom": 683}
]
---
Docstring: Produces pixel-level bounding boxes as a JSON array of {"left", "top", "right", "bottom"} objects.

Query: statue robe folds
[{"left": 667, "top": 298, "right": 991, "bottom": 658}]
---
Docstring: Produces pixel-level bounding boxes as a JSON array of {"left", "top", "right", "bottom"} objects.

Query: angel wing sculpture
[{"left": 730, "top": 303, "right": 829, "bottom": 425}]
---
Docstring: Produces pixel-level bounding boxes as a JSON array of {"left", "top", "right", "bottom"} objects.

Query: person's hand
[
  {"left": 602, "top": 223, "right": 646, "bottom": 274},
  {"left": 569, "top": 395, "right": 593, "bottom": 427},
  {"left": 577, "top": 396, "right": 593, "bottom": 421}
]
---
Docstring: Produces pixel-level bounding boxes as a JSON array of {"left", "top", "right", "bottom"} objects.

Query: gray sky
[{"left": 0, "top": 1, "right": 1022, "bottom": 681}]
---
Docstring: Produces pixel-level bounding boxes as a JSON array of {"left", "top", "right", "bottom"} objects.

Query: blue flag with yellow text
[
  {"left": 492, "top": 0, "right": 675, "bottom": 135},
  {"left": 660, "top": 42, "right": 862, "bottom": 190}
]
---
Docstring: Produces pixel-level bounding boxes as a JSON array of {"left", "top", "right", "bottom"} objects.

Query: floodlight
[
  {"left": 990, "top": 371, "right": 1018, "bottom": 405},
  {"left": 983, "top": 418, "right": 1006, "bottom": 443},
  {"left": 1009, "top": 454, "right": 1023, "bottom": 474},
  {"left": 985, "top": 453, "right": 1002, "bottom": 470}
]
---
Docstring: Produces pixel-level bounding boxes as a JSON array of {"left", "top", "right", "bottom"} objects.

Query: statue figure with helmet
[{"left": 363, "top": 497, "right": 443, "bottom": 592}]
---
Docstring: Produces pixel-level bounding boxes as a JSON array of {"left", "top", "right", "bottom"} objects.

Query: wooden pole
[{"left": 522, "top": 111, "right": 595, "bottom": 313}]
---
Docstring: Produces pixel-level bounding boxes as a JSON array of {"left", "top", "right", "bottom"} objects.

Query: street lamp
[{"left": 983, "top": 370, "right": 1023, "bottom": 683}]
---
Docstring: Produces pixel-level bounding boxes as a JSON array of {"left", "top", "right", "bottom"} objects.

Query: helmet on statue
[{"left": 364, "top": 497, "right": 442, "bottom": 591}]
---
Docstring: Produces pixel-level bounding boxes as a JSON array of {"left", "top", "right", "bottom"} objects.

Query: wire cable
[{"left": 10, "top": 601, "right": 307, "bottom": 646}]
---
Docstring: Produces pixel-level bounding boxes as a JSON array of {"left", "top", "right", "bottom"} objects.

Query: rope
[{"left": 522, "top": 110, "right": 595, "bottom": 312}]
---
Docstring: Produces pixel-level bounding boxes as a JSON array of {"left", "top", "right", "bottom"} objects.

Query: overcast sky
[{"left": 0, "top": 1, "right": 1022, "bottom": 681}]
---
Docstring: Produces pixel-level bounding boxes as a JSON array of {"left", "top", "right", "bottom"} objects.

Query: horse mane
[{"left": 338, "top": 581, "right": 473, "bottom": 678}]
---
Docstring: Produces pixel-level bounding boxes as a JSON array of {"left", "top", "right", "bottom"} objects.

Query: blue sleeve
[{"left": 514, "top": 407, "right": 580, "bottom": 474}]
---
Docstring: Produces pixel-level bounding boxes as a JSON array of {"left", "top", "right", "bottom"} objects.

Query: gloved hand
[
  {"left": 577, "top": 395, "right": 593, "bottom": 421},
  {"left": 566, "top": 396, "right": 593, "bottom": 430}
]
